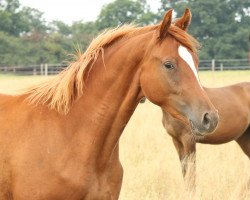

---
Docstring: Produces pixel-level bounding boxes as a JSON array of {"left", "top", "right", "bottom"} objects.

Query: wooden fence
[
  {"left": 0, "top": 59, "right": 249, "bottom": 76},
  {"left": 198, "top": 59, "right": 250, "bottom": 71},
  {"left": 0, "top": 64, "right": 66, "bottom": 76}
]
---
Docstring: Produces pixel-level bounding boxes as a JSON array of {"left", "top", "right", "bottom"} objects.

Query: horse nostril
[
  {"left": 190, "top": 112, "right": 218, "bottom": 136},
  {"left": 202, "top": 112, "right": 211, "bottom": 130}
]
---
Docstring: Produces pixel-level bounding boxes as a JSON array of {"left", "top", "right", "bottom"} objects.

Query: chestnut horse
[
  {"left": 0, "top": 9, "right": 218, "bottom": 199},
  {"left": 162, "top": 82, "right": 250, "bottom": 189}
]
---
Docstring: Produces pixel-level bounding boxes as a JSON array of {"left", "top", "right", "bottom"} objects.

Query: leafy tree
[
  {"left": 96, "top": 0, "right": 155, "bottom": 30},
  {"left": 71, "top": 21, "right": 98, "bottom": 50},
  {"left": 0, "top": 0, "right": 31, "bottom": 36},
  {"left": 21, "top": 7, "right": 47, "bottom": 34},
  {"left": 0, "top": 31, "right": 26, "bottom": 65},
  {"left": 158, "top": 0, "right": 179, "bottom": 16},
  {"left": 50, "top": 20, "right": 71, "bottom": 36}
]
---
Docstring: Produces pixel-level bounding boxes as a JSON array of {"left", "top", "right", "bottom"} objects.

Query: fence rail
[
  {"left": 0, "top": 64, "right": 67, "bottom": 76},
  {"left": 198, "top": 59, "right": 250, "bottom": 71},
  {"left": 0, "top": 59, "right": 249, "bottom": 76}
]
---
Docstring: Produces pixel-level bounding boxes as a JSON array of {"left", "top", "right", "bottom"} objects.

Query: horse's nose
[
  {"left": 189, "top": 111, "right": 219, "bottom": 136},
  {"left": 201, "top": 111, "right": 218, "bottom": 133}
]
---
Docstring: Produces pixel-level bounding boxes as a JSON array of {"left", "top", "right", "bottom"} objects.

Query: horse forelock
[
  {"left": 168, "top": 25, "right": 200, "bottom": 54},
  {"left": 25, "top": 23, "right": 199, "bottom": 114}
]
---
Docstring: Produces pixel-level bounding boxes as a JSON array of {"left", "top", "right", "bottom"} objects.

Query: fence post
[
  {"left": 220, "top": 63, "right": 223, "bottom": 71},
  {"left": 211, "top": 59, "right": 215, "bottom": 71},
  {"left": 40, "top": 64, "right": 43, "bottom": 75},
  {"left": 33, "top": 67, "right": 37, "bottom": 75},
  {"left": 44, "top": 64, "right": 48, "bottom": 76}
]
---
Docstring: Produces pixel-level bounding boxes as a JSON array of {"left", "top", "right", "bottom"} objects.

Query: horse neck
[{"left": 69, "top": 31, "right": 153, "bottom": 167}]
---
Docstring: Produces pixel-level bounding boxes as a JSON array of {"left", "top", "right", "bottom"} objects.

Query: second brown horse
[{"left": 162, "top": 82, "right": 250, "bottom": 189}]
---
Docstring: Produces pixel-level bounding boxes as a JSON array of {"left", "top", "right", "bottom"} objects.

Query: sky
[{"left": 19, "top": 0, "right": 161, "bottom": 24}]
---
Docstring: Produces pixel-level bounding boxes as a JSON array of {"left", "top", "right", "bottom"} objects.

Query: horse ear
[
  {"left": 174, "top": 8, "right": 192, "bottom": 31},
  {"left": 159, "top": 9, "right": 173, "bottom": 40}
]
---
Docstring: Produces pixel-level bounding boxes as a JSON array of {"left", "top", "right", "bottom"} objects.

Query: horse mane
[{"left": 25, "top": 24, "right": 199, "bottom": 114}]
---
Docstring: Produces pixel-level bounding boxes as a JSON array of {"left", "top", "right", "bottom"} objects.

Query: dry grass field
[{"left": 0, "top": 71, "right": 250, "bottom": 200}]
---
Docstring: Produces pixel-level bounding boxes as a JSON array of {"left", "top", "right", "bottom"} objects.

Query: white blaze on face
[{"left": 178, "top": 45, "right": 202, "bottom": 87}]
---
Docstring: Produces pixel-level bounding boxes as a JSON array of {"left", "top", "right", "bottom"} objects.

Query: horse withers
[
  {"left": 0, "top": 9, "right": 218, "bottom": 200},
  {"left": 162, "top": 82, "right": 250, "bottom": 190}
]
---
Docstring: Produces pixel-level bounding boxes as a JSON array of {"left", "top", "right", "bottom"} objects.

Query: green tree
[
  {"left": 0, "top": 31, "right": 30, "bottom": 65},
  {"left": 0, "top": 0, "right": 30, "bottom": 36},
  {"left": 22, "top": 7, "right": 47, "bottom": 34},
  {"left": 158, "top": 0, "right": 179, "bottom": 16},
  {"left": 96, "top": 0, "right": 155, "bottom": 30},
  {"left": 50, "top": 20, "right": 72, "bottom": 36},
  {"left": 71, "top": 21, "right": 98, "bottom": 50}
]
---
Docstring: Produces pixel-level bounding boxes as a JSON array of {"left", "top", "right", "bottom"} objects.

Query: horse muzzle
[{"left": 189, "top": 111, "right": 219, "bottom": 136}]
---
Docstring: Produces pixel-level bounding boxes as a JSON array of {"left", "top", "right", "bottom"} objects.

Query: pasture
[{"left": 0, "top": 71, "right": 250, "bottom": 200}]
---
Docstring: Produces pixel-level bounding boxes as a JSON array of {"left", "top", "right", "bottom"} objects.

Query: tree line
[{"left": 0, "top": 0, "right": 249, "bottom": 66}]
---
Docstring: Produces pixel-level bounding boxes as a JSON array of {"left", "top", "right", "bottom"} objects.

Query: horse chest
[
  {"left": 11, "top": 169, "right": 114, "bottom": 200},
  {"left": 57, "top": 170, "right": 114, "bottom": 200}
]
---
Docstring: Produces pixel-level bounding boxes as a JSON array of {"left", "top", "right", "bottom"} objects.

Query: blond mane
[{"left": 25, "top": 24, "right": 199, "bottom": 114}]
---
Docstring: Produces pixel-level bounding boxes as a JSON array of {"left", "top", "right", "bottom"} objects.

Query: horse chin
[
  {"left": 139, "top": 97, "right": 147, "bottom": 104},
  {"left": 193, "top": 134, "right": 205, "bottom": 142}
]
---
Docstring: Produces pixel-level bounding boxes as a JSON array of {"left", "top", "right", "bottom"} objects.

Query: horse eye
[{"left": 164, "top": 62, "right": 174, "bottom": 69}]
